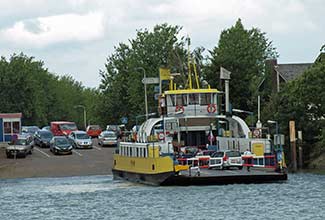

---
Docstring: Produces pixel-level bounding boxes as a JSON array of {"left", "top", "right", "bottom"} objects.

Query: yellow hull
[{"left": 113, "top": 154, "right": 174, "bottom": 174}]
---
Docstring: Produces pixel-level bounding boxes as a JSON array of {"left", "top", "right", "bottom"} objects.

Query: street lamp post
[
  {"left": 74, "top": 105, "right": 87, "bottom": 130},
  {"left": 135, "top": 67, "right": 148, "bottom": 120}
]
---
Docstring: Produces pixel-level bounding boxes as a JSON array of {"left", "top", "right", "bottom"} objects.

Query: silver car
[
  {"left": 6, "top": 134, "right": 34, "bottom": 158},
  {"left": 68, "top": 131, "right": 93, "bottom": 149},
  {"left": 98, "top": 131, "right": 118, "bottom": 147}
]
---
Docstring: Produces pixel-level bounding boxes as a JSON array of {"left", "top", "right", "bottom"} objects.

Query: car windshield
[
  {"left": 41, "top": 133, "right": 53, "bottom": 139},
  {"left": 103, "top": 132, "right": 116, "bottom": 138},
  {"left": 212, "top": 152, "right": 224, "bottom": 157},
  {"left": 55, "top": 138, "right": 69, "bottom": 145},
  {"left": 89, "top": 125, "right": 100, "bottom": 130},
  {"left": 203, "top": 151, "right": 215, "bottom": 156},
  {"left": 76, "top": 133, "right": 90, "bottom": 139},
  {"left": 185, "top": 147, "right": 198, "bottom": 155},
  {"left": 59, "top": 124, "right": 77, "bottom": 130},
  {"left": 226, "top": 151, "right": 241, "bottom": 157},
  {"left": 15, "top": 139, "right": 27, "bottom": 145}
]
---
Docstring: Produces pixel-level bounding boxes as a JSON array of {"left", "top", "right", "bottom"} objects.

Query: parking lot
[{"left": 0, "top": 139, "right": 115, "bottom": 179}]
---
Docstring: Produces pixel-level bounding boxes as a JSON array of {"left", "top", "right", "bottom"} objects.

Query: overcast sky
[{"left": 0, "top": 0, "right": 324, "bottom": 88}]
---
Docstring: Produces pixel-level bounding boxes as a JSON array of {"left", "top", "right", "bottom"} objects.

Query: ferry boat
[{"left": 112, "top": 50, "right": 287, "bottom": 186}]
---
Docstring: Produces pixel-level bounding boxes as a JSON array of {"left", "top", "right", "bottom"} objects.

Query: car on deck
[
  {"left": 5, "top": 134, "right": 34, "bottom": 158},
  {"left": 211, "top": 150, "right": 243, "bottom": 170}
]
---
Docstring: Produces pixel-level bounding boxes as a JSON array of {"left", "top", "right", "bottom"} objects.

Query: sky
[{"left": 0, "top": 0, "right": 324, "bottom": 88}]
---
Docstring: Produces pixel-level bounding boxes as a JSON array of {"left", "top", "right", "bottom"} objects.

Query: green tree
[
  {"left": 267, "top": 60, "right": 325, "bottom": 166},
  {"left": 98, "top": 23, "right": 188, "bottom": 127},
  {"left": 0, "top": 53, "right": 100, "bottom": 128},
  {"left": 204, "top": 18, "right": 278, "bottom": 113}
]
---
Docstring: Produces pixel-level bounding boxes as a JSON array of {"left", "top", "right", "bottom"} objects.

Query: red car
[
  {"left": 86, "top": 125, "right": 102, "bottom": 138},
  {"left": 50, "top": 121, "right": 77, "bottom": 136}
]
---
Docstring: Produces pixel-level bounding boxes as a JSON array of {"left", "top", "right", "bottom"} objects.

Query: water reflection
[{"left": 0, "top": 174, "right": 324, "bottom": 220}]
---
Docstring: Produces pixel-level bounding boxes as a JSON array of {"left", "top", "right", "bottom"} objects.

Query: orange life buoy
[
  {"left": 175, "top": 105, "right": 185, "bottom": 113},
  {"left": 207, "top": 104, "right": 216, "bottom": 113}
]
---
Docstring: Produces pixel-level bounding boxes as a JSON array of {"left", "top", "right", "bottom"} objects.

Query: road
[{"left": 0, "top": 139, "right": 115, "bottom": 179}]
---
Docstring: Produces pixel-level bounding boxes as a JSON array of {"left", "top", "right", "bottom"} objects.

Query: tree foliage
[
  {"left": 98, "top": 23, "right": 189, "bottom": 127},
  {"left": 0, "top": 53, "right": 99, "bottom": 129},
  {"left": 204, "top": 19, "right": 278, "bottom": 112},
  {"left": 264, "top": 60, "right": 325, "bottom": 164}
]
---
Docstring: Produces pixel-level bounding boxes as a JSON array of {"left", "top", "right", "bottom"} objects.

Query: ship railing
[
  {"left": 177, "top": 156, "right": 222, "bottom": 169},
  {"left": 242, "top": 155, "right": 276, "bottom": 169}
]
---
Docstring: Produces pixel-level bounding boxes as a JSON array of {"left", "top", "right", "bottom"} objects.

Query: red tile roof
[{"left": 0, "top": 113, "right": 22, "bottom": 118}]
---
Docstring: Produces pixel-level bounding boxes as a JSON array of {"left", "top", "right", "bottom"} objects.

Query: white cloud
[
  {"left": 0, "top": 0, "right": 324, "bottom": 87},
  {"left": 0, "top": 11, "right": 104, "bottom": 47}
]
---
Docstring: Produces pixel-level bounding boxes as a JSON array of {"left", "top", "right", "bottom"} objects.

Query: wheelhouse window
[
  {"left": 176, "top": 94, "right": 187, "bottom": 106},
  {"left": 189, "top": 93, "right": 199, "bottom": 105},
  {"left": 201, "top": 93, "right": 212, "bottom": 105}
]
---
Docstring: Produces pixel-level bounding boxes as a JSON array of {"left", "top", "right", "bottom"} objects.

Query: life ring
[
  {"left": 207, "top": 104, "right": 216, "bottom": 113},
  {"left": 175, "top": 105, "right": 185, "bottom": 113},
  {"left": 158, "top": 132, "right": 165, "bottom": 140}
]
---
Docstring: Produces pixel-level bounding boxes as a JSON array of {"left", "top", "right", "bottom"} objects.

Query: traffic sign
[
  {"left": 142, "top": 77, "right": 159, "bottom": 84},
  {"left": 121, "top": 117, "right": 128, "bottom": 124}
]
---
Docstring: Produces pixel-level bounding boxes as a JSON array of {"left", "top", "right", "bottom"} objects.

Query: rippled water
[{"left": 0, "top": 174, "right": 324, "bottom": 220}]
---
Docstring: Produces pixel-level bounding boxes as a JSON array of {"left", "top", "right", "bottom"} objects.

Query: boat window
[
  {"left": 167, "top": 95, "right": 176, "bottom": 106},
  {"left": 176, "top": 94, "right": 187, "bottom": 106},
  {"left": 189, "top": 93, "right": 199, "bottom": 105},
  {"left": 136, "top": 148, "right": 139, "bottom": 157},
  {"left": 200, "top": 93, "right": 211, "bottom": 105}
]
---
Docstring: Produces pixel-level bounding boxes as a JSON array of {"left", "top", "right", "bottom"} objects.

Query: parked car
[
  {"left": 68, "top": 131, "right": 93, "bottom": 149},
  {"left": 211, "top": 150, "right": 243, "bottom": 170},
  {"left": 98, "top": 130, "right": 118, "bottom": 147},
  {"left": 41, "top": 126, "right": 51, "bottom": 131},
  {"left": 22, "top": 126, "right": 40, "bottom": 135},
  {"left": 50, "top": 136, "right": 73, "bottom": 155},
  {"left": 34, "top": 130, "right": 53, "bottom": 148},
  {"left": 6, "top": 134, "right": 33, "bottom": 158},
  {"left": 106, "top": 125, "right": 120, "bottom": 136},
  {"left": 50, "top": 121, "right": 77, "bottom": 136},
  {"left": 86, "top": 125, "right": 102, "bottom": 138}
]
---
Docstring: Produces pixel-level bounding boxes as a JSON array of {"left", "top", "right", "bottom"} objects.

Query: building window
[
  {"left": 4, "top": 122, "right": 11, "bottom": 133},
  {"left": 3, "top": 121, "right": 21, "bottom": 134}
]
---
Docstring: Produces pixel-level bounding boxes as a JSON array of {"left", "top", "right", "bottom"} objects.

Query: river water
[{"left": 0, "top": 173, "right": 324, "bottom": 220}]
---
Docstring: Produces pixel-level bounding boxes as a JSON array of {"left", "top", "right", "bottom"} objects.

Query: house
[
  {"left": 0, "top": 113, "right": 22, "bottom": 142},
  {"left": 264, "top": 52, "right": 324, "bottom": 93}
]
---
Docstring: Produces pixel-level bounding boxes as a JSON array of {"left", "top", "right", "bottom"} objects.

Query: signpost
[{"left": 142, "top": 77, "right": 159, "bottom": 84}]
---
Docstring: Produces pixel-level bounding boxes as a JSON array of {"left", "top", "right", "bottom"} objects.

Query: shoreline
[{"left": 0, "top": 143, "right": 114, "bottom": 180}]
